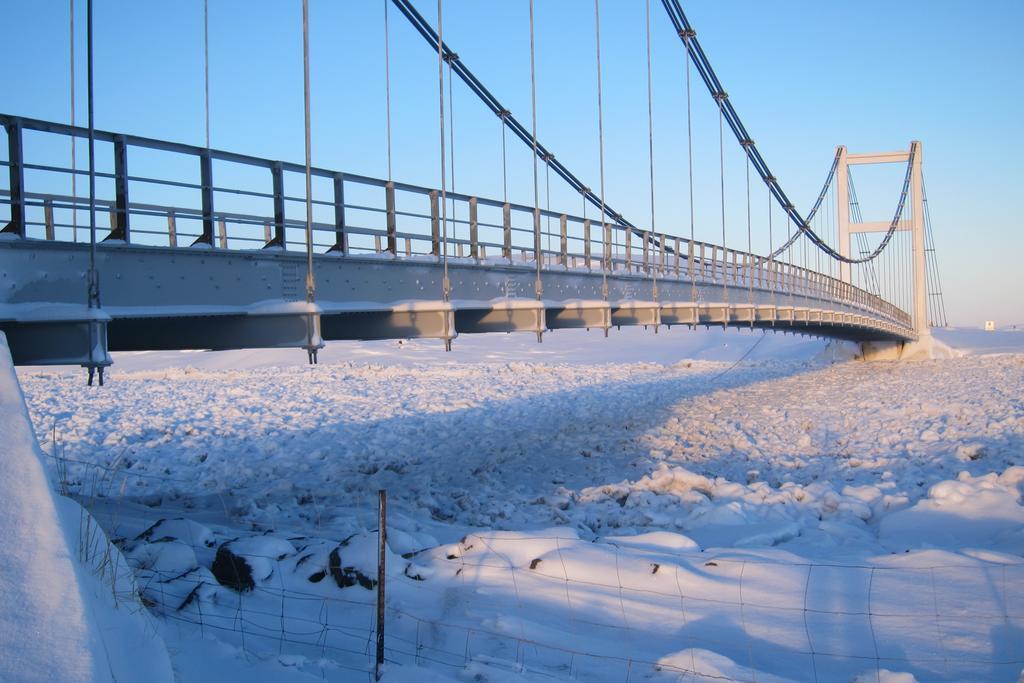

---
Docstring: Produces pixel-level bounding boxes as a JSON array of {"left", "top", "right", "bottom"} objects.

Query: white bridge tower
[{"left": 836, "top": 141, "right": 929, "bottom": 339}]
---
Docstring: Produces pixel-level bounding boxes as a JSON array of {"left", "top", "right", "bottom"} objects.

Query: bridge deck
[{"left": 0, "top": 114, "right": 913, "bottom": 368}]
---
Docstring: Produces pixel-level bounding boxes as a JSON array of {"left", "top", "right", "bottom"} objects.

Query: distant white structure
[{"left": 984, "top": 321, "right": 996, "bottom": 331}]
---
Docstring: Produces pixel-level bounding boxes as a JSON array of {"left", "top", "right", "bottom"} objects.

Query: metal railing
[{"left": 0, "top": 114, "right": 911, "bottom": 328}]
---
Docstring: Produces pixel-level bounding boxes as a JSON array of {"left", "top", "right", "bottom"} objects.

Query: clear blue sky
[{"left": 2, "top": 1, "right": 1021, "bottom": 326}]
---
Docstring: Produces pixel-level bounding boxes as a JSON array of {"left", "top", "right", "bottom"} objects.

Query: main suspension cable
[
  {"left": 390, "top": 0, "right": 637, "bottom": 233},
  {"left": 768, "top": 149, "right": 840, "bottom": 258},
  {"left": 660, "top": 0, "right": 905, "bottom": 266}
]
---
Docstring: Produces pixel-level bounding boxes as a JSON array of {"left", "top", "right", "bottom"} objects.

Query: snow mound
[
  {"left": 880, "top": 467, "right": 1024, "bottom": 553},
  {"left": 578, "top": 463, "right": 882, "bottom": 548},
  {"left": 658, "top": 648, "right": 789, "bottom": 682},
  {"left": 0, "top": 333, "right": 173, "bottom": 683}
]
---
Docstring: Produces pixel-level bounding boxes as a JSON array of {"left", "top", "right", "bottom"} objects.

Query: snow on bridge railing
[{"left": 0, "top": 113, "right": 910, "bottom": 329}]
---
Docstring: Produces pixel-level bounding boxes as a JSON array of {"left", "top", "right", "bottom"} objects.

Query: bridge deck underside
[{"left": 0, "top": 241, "right": 911, "bottom": 365}]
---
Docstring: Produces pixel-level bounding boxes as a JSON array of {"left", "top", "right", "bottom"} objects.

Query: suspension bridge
[{"left": 0, "top": 0, "right": 947, "bottom": 384}]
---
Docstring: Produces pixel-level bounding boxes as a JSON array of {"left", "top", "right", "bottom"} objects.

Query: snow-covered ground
[
  {"left": 12, "top": 325, "right": 1024, "bottom": 682},
  {"left": 0, "top": 335, "right": 174, "bottom": 683}
]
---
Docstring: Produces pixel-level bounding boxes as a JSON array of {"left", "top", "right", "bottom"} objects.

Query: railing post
[
  {"left": 532, "top": 208, "right": 542, "bottom": 264},
  {"left": 385, "top": 181, "right": 397, "bottom": 255},
  {"left": 430, "top": 190, "right": 441, "bottom": 256},
  {"left": 106, "top": 134, "right": 130, "bottom": 241},
  {"left": 43, "top": 199, "right": 54, "bottom": 241},
  {"left": 502, "top": 202, "right": 512, "bottom": 259},
  {"left": 642, "top": 230, "right": 650, "bottom": 273},
  {"left": 583, "top": 218, "right": 591, "bottom": 268},
  {"left": 559, "top": 214, "right": 567, "bottom": 266},
  {"left": 167, "top": 210, "right": 177, "bottom": 247},
  {"left": 218, "top": 218, "right": 228, "bottom": 249},
  {"left": 2, "top": 121, "right": 25, "bottom": 237},
  {"left": 603, "top": 222, "right": 612, "bottom": 272},
  {"left": 624, "top": 227, "right": 631, "bottom": 272},
  {"left": 194, "top": 148, "right": 215, "bottom": 246},
  {"left": 267, "top": 161, "right": 286, "bottom": 249},
  {"left": 469, "top": 197, "right": 479, "bottom": 259},
  {"left": 330, "top": 172, "right": 347, "bottom": 254}
]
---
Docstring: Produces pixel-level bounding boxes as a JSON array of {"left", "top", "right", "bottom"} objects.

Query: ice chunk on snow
[
  {"left": 135, "top": 517, "right": 215, "bottom": 549},
  {"left": 222, "top": 535, "right": 297, "bottom": 585},
  {"left": 127, "top": 539, "right": 197, "bottom": 576},
  {"left": 598, "top": 530, "right": 701, "bottom": 554},
  {"left": 852, "top": 669, "right": 918, "bottom": 683}
]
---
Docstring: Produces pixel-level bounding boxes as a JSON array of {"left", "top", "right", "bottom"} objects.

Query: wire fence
[{"left": 47, "top": 451, "right": 1024, "bottom": 683}]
